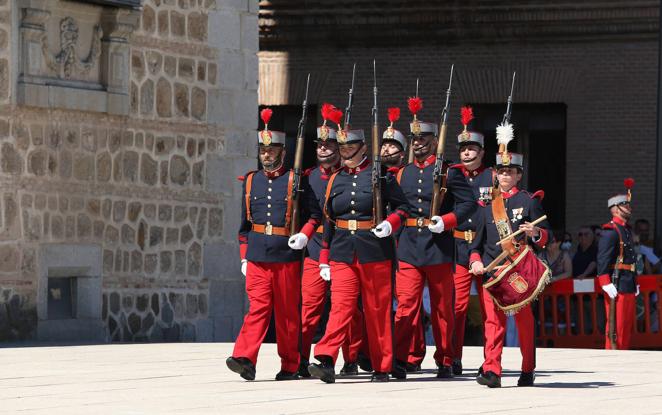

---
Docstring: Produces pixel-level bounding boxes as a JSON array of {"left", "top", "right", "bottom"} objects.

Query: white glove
[
  {"left": 319, "top": 264, "right": 331, "bottom": 281},
  {"left": 288, "top": 233, "right": 309, "bottom": 250},
  {"left": 601, "top": 283, "right": 618, "bottom": 299},
  {"left": 427, "top": 216, "right": 445, "bottom": 234},
  {"left": 636, "top": 285, "right": 640, "bottom": 296},
  {"left": 241, "top": 259, "right": 247, "bottom": 277},
  {"left": 372, "top": 220, "right": 392, "bottom": 238}
]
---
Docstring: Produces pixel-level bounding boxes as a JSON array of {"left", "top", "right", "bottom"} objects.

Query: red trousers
[
  {"left": 452, "top": 264, "right": 486, "bottom": 362},
  {"left": 394, "top": 262, "right": 454, "bottom": 367},
  {"left": 300, "top": 257, "right": 365, "bottom": 362},
  {"left": 314, "top": 259, "right": 393, "bottom": 372},
  {"left": 603, "top": 293, "right": 635, "bottom": 350},
  {"left": 407, "top": 305, "right": 427, "bottom": 366},
  {"left": 232, "top": 261, "right": 301, "bottom": 373},
  {"left": 481, "top": 287, "right": 535, "bottom": 376}
]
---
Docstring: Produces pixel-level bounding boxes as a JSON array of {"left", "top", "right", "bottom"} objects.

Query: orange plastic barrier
[{"left": 536, "top": 275, "right": 662, "bottom": 349}]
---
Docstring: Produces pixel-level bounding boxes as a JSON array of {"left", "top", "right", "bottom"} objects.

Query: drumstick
[
  {"left": 495, "top": 215, "right": 548, "bottom": 246},
  {"left": 484, "top": 250, "right": 510, "bottom": 272}
]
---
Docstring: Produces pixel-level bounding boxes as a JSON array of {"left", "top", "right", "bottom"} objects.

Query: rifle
[
  {"left": 430, "top": 65, "right": 454, "bottom": 218},
  {"left": 371, "top": 60, "right": 383, "bottom": 224},
  {"left": 344, "top": 63, "right": 356, "bottom": 130},
  {"left": 289, "top": 73, "right": 310, "bottom": 235},
  {"left": 608, "top": 267, "right": 619, "bottom": 349},
  {"left": 502, "top": 72, "right": 516, "bottom": 125},
  {"left": 407, "top": 78, "right": 419, "bottom": 164}
]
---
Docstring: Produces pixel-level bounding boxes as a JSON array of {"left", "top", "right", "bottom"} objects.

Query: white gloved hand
[
  {"left": 288, "top": 233, "right": 309, "bottom": 250},
  {"left": 636, "top": 285, "right": 640, "bottom": 296},
  {"left": 601, "top": 283, "right": 618, "bottom": 299},
  {"left": 428, "top": 216, "right": 445, "bottom": 234},
  {"left": 372, "top": 220, "right": 392, "bottom": 238},
  {"left": 319, "top": 264, "right": 331, "bottom": 281},
  {"left": 241, "top": 259, "right": 247, "bottom": 277}
]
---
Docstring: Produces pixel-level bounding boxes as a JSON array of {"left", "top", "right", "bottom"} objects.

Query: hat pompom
[
  {"left": 328, "top": 107, "right": 343, "bottom": 126},
  {"left": 408, "top": 97, "right": 423, "bottom": 116},
  {"left": 461, "top": 106, "right": 474, "bottom": 127},
  {"left": 624, "top": 178, "right": 635, "bottom": 189},
  {"left": 388, "top": 107, "right": 400, "bottom": 124},
  {"left": 321, "top": 103, "right": 335, "bottom": 122},
  {"left": 260, "top": 108, "right": 273, "bottom": 127},
  {"left": 496, "top": 122, "right": 514, "bottom": 146}
]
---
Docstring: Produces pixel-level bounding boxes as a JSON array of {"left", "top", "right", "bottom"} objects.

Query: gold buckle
[
  {"left": 347, "top": 220, "right": 358, "bottom": 231},
  {"left": 416, "top": 217, "right": 425, "bottom": 227},
  {"left": 265, "top": 224, "right": 273, "bottom": 236},
  {"left": 465, "top": 231, "right": 473, "bottom": 243}
]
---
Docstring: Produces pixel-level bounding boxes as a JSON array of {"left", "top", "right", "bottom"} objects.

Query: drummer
[{"left": 468, "top": 121, "right": 550, "bottom": 388}]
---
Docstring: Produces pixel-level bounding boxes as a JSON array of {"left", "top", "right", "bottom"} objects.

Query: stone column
[
  {"left": 18, "top": 0, "right": 50, "bottom": 80},
  {"left": 100, "top": 8, "right": 140, "bottom": 115}
]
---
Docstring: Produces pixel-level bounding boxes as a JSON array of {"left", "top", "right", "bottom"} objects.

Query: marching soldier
[
  {"left": 297, "top": 103, "right": 366, "bottom": 377},
  {"left": 226, "top": 108, "right": 318, "bottom": 381},
  {"left": 391, "top": 97, "right": 475, "bottom": 380},
  {"left": 469, "top": 121, "right": 550, "bottom": 388},
  {"left": 382, "top": 106, "right": 427, "bottom": 372},
  {"left": 381, "top": 107, "right": 407, "bottom": 169},
  {"left": 307, "top": 125, "right": 411, "bottom": 383},
  {"left": 597, "top": 179, "right": 638, "bottom": 350},
  {"left": 451, "top": 106, "right": 492, "bottom": 375}
]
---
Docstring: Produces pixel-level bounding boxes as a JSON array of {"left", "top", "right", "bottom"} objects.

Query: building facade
[
  {"left": 0, "top": 0, "right": 257, "bottom": 342},
  {"left": 258, "top": 0, "right": 659, "bottom": 237}
]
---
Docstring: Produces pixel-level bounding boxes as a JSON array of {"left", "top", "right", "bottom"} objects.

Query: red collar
[
  {"left": 462, "top": 164, "right": 486, "bottom": 178},
  {"left": 319, "top": 162, "right": 341, "bottom": 179},
  {"left": 263, "top": 165, "right": 287, "bottom": 179},
  {"left": 344, "top": 158, "right": 370, "bottom": 174},
  {"left": 501, "top": 186, "right": 519, "bottom": 199},
  {"left": 611, "top": 216, "right": 627, "bottom": 226},
  {"left": 414, "top": 154, "right": 436, "bottom": 168}
]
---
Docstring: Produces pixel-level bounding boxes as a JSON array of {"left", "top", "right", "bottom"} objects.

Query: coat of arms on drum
[{"left": 507, "top": 272, "right": 529, "bottom": 294}]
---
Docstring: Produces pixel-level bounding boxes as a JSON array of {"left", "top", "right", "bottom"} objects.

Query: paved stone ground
[{"left": 1, "top": 343, "right": 661, "bottom": 414}]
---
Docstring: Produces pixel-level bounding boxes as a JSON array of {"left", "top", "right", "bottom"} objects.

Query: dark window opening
[{"left": 47, "top": 277, "right": 78, "bottom": 320}]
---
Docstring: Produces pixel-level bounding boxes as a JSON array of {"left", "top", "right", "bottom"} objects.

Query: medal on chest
[{"left": 511, "top": 207, "right": 524, "bottom": 223}]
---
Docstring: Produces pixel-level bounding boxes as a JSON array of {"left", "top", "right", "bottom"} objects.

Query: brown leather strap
[
  {"left": 610, "top": 263, "right": 635, "bottom": 272},
  {"left": 316, "top": 225, "right": 324, "bottom": 234},
  {"left": 252, "top": 223, "right": 289, "bottom": 236},
  {"left": 611, "top": 223, "right": 627, "bottom": 271},
  {"left": 284, "top": 170, "right": 295, "bottom": 231},
  {"left": 245, "top": 172, "right": 256, "bottom": 222},
  {"left": 491, "top": 191, "right": 517, "bottom": 255},
  {"left": 453, "top": 229, "right": 476, "bottom": 242},
  {"left": 323, "top": 171, "right": 340, "bottom": 224},
  {"left": 336, "top": 219, "right": 373, "bottom": 230},
  {"left": 396, "top": 167, "right": 405, "bottom": 184},
  {"left": 404, "top": 217, "right": 431, "bottom": 227}
]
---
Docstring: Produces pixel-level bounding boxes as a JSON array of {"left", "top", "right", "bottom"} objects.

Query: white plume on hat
[{"left": 496, "top": 122, "right": 514, "bottom": 147}]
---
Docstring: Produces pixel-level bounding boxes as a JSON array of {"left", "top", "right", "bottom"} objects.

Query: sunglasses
[{"left": 577, "top": 232, "right": 591, "bottom": 236}]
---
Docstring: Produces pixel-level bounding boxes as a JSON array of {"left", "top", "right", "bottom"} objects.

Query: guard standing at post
[
  {"left": 391, "top": 97, "right": 475, "bottom": 380},
  {"left": 597, "top": 179, "right": 638, "bottom": 350},
  {"left": 226, "top": 108, "right": 318, "bottom": 381},
  {"left": 451, "top": 106, "right": 492, "bottom": 375}
]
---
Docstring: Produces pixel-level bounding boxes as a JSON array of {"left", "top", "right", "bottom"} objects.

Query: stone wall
[{"left": 0, "top": 0, "right": 258, "bottom": 342}]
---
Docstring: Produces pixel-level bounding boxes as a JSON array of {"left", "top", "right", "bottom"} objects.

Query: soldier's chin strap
[
  {"left": 263, "top": 155, "right": 284, "bottom": 172},
  {"left": 341, "top": 145, "right": 364, "bottom": 161}
]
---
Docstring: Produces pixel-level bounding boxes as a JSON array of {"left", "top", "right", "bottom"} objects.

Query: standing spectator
[
  {"left": 634, "top": 219, "right": 661, "bottom": 274},
  {"left": 561, "top": 232, "right": 573, "bottom": 253},
  {"left": 573, "top": 226, "right": 597, "bottom": 279},
  {"left": 590, "top": 224, "right": 603, "bottom": 242},
  {"left": 539, "top": 230, "right": 573, "bottom": 282}
]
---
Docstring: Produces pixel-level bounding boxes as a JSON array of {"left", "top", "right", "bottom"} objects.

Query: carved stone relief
[{"left": 41, "top": 17, "right": 103, "bottom": 80}]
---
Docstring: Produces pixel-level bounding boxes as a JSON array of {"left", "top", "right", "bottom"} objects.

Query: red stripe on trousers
[
  {"left": 394, "top": 261, "right": 454, "bottom": 367},
  {"left": 481, "top": 286, "right": 535, "bottom": 376},
  {"left": 603, "top": 293, "right": 635, "bottom": 350},
  {"left": 300, "top": 257, "right": 366, "bottom": 362},
  {"left": 232, "top": 261, "right": 301, "bottom": 373},
  {"left": 314, "top": 259, "right": 393, "bottom": 372},
  {"left": 452, "top": 264, "right": 487, "bottom": 361}
]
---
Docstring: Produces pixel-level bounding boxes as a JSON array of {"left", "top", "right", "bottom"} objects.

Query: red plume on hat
[
  {"left": 461, "top": 106, "right": 474, "bottom": 132},
  {"left": 388, "top": 107, "right": 400, "bottom": 128},
  {"left": 407, "top": 97, "right": 423, "bottom": 119},
  {"left": 328, "top": 107, "right": 343, "bottom": 129},
  {"left": 321, "top": 103, "right": 335, "bottom": 126},
  {"left": 624, "top": 177, "right": 635, "bottom": 201},
  {"left": 260, "top": 108, "right": 273, "bottom": 129}
]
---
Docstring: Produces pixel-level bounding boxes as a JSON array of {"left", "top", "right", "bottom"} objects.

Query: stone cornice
[{"left": 259, "top": 0, "right": 660, "bottom": 50}]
